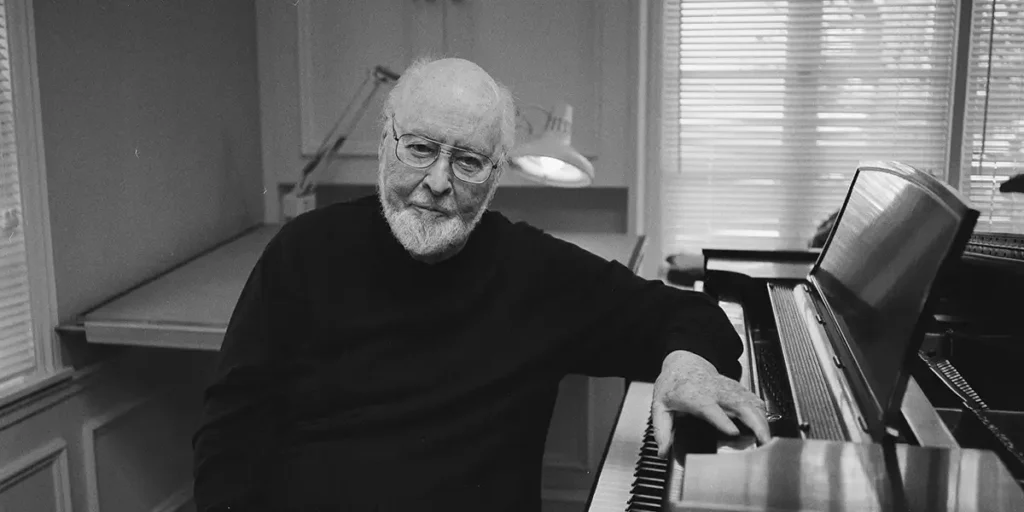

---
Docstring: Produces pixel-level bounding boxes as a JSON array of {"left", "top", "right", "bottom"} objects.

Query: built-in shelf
[{"left": 73, "top": 224, "right": 642, "bottom": 352}]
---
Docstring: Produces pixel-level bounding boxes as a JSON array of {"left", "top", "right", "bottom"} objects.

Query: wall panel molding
[
  {"left": 82, "top": 394, "right": 156, "bottom": 512},
  {"left": 0, "top": 438, "right": 72, "bottom": 512}
]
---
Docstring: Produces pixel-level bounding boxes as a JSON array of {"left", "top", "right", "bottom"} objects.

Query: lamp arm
[
  {"left": 293, "top": 66, "right": 400, "bottom": 196},
  {"left": 515, "top": 104, "right": 553, "bottom": 137}
]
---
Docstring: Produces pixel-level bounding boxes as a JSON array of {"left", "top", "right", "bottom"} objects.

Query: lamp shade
[{"left": 510, "top": 104, "right": 594, "bottom": 187}]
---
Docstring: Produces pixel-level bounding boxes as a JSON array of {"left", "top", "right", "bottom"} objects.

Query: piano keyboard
[
  {"left": 586, "top": 382, "right": 663, "bottom": 512},
  {"left": 586, "top": 301, "right": 752, "bottom": 511}
]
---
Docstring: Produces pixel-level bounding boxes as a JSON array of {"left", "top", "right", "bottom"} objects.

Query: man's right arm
[{"left": 192, "top": 231, "right": 306, "bottom": 511}]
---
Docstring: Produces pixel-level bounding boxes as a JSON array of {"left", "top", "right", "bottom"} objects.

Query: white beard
[{"left": 378, "top": 171, "right": 498, "bottom": 260}]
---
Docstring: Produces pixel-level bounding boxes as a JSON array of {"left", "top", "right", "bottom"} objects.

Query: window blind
[
  {"left": 0, "top": 0, "right": 37, "bottom": 387},
  {"left": 661, "top": 0, "right": 958, "bottom": 254},
  {"left": 961, "top": 0, "right": 1024, "bottom": 234}
]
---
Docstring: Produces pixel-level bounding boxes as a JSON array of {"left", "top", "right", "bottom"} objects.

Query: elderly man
[{"left": 192, "top": 57, "right": 768, "bottom": 511}]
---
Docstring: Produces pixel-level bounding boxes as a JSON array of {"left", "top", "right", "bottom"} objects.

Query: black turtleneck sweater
[{"left": 192, "top": 195, "right": 741, "bottom": 512}]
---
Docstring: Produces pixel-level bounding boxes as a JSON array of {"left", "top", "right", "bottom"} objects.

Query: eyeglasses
[{"left": 390, "top": 118, "right": 499, "bottom": 184}]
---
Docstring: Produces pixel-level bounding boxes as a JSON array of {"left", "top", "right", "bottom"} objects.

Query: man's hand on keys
[{"left": 651, "top": 350, "right": 771, "bottom": 458}]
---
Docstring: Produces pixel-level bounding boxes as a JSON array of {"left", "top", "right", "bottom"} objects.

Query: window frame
[
  {"left": 644, "top": 0, "right": 1022, "bottom": 267},
  {"left": 0, "top": 0, "right": 61, "bottom": 397}
]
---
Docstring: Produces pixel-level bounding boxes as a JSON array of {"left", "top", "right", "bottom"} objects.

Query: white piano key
[{"left": 586, "top": 382, "right": 654, "bottom": 512}]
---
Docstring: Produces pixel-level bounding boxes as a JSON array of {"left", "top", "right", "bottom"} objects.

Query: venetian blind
[
  {"left": 661, "top": 0, "right": 958, "bottom": 254},
  {"left": 0, "top": 0, "right": 37, "bottom": 388},
  {"left": 961, "top": 0, "right": 1024, "bottom": 234}
]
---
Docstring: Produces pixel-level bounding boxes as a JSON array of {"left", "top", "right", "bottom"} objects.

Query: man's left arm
[
  {"left": 556, "top": 247, "right": 769, "bottom": 454},
  {"left": 559, "top": 254, "right": 739, "bottom": 381}
]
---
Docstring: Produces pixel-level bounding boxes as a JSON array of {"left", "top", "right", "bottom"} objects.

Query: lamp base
[{"left": 282, "top": 190, "right": 316, "bottom": 221}]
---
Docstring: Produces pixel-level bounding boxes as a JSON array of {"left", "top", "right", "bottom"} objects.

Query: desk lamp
[
  {"left": 510, "top": 103, "right": 594, "bottom": 188},
  {"left": 282, "top": 65, "right": 400, "bottom": 220}
]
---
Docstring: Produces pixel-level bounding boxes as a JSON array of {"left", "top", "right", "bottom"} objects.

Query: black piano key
[
  {"left": 636, "top": 461, "right": 667, "bottom": 472},
  {"left": 628, "top": 414, "right": 670, "bottom": 512},
  {"left": 637, "top": 460, "right": 667, "bottom": 470},
  {"left": 633, "top": 482, "right": 664, "bottom": 493},
  {"left": 632, "top": 479, "right": 664, "bottom": 491},
  {"left": 630, "top": 481, "right": 663, "bottom": 493},
  {"left": 634, "top": 490, "right": 664, "bottom": 500},
  {"left": 634, "top": 474, "right": 664, "bottom": 484},
  {"left": 634, "top": 471, "right": 666, "bottom": 482},
  {"left": 628, "top": 491, "right": 662, "bottom": 502},
  {"left": 635, "top": 470, "right": 665, "bottom": 481},
  {"left": 635, "top": 464, "right": 664, "bottom": 474},
  {"left": 627, "top": 503, "right": 661, "bottom": 512},
  {"left": 628, "top": 494, "right": 663, "bottom": 507},
  {"left": 635, "top": 473, "right": 665, "bottom": 484}
]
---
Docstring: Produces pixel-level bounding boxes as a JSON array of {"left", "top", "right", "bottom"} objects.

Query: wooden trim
[
  {"left": 296, "top": 0, "right": 318, "bottom": 158},
  {"left": 592, "top": 0, "right": 605, "bottom": 161},
  {"left": 84, "top": 321, "right": 223, "bottom": 352},
  {"left": 641, "top": 0, "right": 666, "bottom": 280},
  {"left": 0, "top": 438, "right": 72, "bottom": 511},
  {"left": 0, "top": 364, "right": 104, "bottom": 431},
  {"left": 82, "top": 394, "right": 157, "bottom": 512},
  {"left": 632, "top": 0, "right": 649, "bottom": 238},
  {"left": 5, "top": 0, "right": 60, "bottom": 373},
  {"left": 0, "top": 368, "right": 72, "bottom": 421},
  {"left": 151, "top": 482, "right": 194, "bottom": 512},
  {"left": 945, "top": 0, "right": 973, "bottom": 189}
]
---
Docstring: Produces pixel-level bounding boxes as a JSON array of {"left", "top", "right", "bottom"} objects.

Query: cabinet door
[
  {"left": 442, "top": 0, "right": 601, "bottom": 165},
  {"left": 298, "top": 0, "right": 443, "bottom": 157}
]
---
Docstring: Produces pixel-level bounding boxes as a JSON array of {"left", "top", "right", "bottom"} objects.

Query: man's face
[{"left": 377, "top": 101, "right": 502, "bottom": 261}]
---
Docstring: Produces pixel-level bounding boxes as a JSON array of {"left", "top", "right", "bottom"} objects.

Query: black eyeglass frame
[{"left": 389, "top": 117, "right": 502, "bottom": 184}]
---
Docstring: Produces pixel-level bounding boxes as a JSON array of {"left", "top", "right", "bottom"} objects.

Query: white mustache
[{"left": 408, "top": 194, "right": 457, "bottom": 215}]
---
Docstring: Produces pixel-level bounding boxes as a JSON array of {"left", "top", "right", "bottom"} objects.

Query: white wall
[
  {"left": 39, "top": 0, "right": 263, "bottom": 322},
  {"left": 0, "top": 1, "right": 262, "bottom": 511}
]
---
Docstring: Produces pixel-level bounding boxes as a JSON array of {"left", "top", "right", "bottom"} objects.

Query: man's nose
[{"left": 422, "top": 153, "right": 453, "bottom": 195}]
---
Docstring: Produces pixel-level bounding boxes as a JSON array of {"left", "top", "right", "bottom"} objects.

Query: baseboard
[{"left": 151, "top": 482, "right": 193, "bottom": 512}]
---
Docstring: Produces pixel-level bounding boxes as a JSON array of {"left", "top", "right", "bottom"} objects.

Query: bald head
[
  {"left": 382, "top": 57, "right": 516, "bottom": 160},
  {"left": 376, "top": 58, "right": 514, "bottom": 263}
]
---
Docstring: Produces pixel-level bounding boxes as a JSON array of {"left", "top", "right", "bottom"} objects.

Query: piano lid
[{"left": 807, "top": 161, "right": 979, "bottom": 442}]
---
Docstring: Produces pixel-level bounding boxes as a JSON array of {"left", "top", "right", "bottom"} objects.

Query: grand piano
[{"left": 588, "top": 162, "right": 1024, "bottom": 511}]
